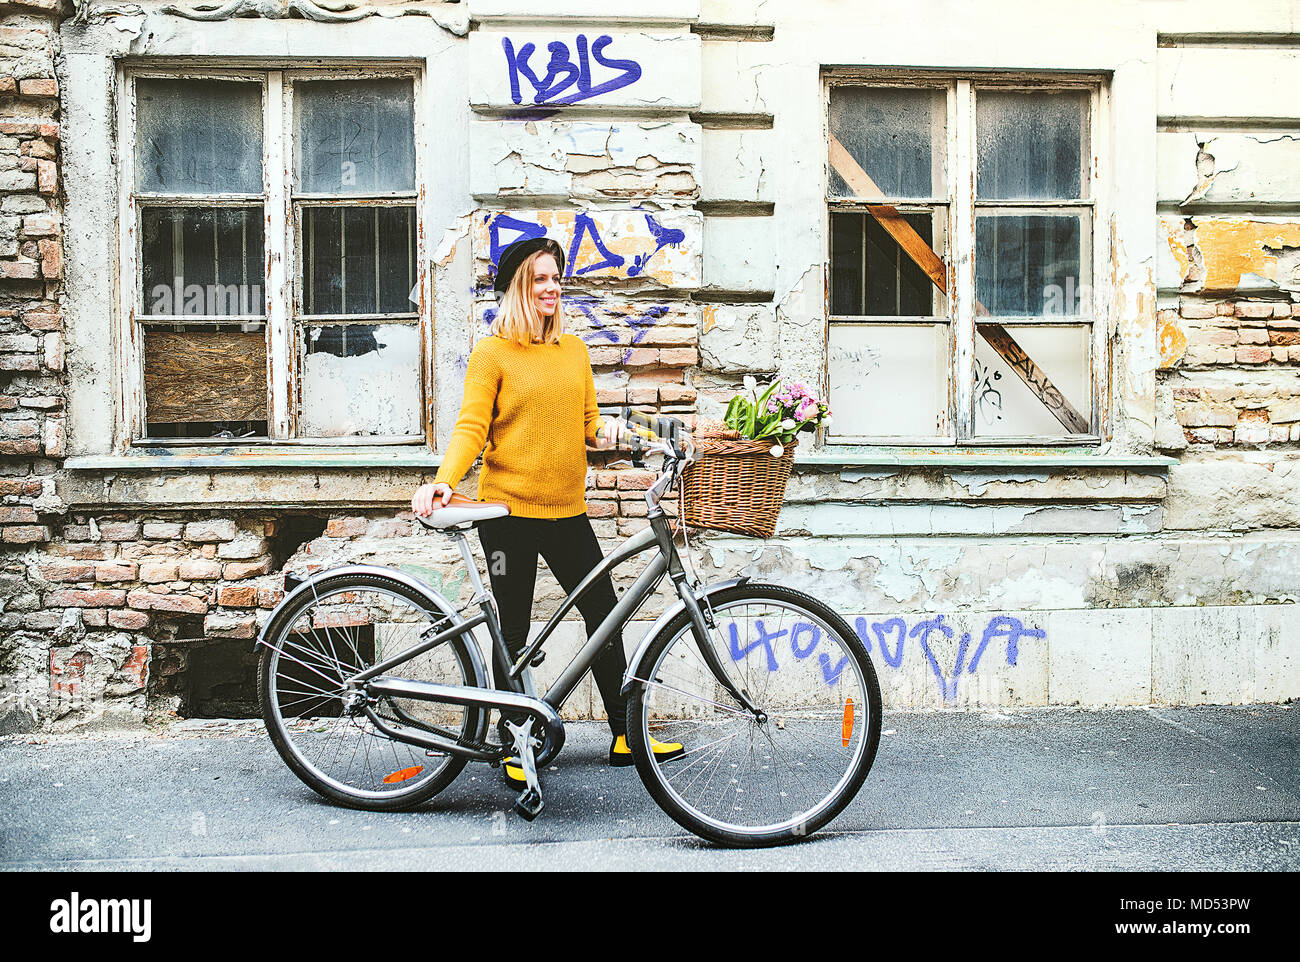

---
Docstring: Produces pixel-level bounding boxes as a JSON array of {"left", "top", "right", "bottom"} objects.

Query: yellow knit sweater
[{"left": 433, "top": 333, "right": 606, "bottom": 518}]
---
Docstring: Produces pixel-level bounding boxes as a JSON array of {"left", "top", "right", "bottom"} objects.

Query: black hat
[{"left": 493, "top": 236, "right": 566, "bottom": 297}]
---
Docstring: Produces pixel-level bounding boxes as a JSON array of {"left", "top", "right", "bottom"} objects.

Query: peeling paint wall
[{"left": 2, "top": 0, "right": 1299, "bottom": 733}]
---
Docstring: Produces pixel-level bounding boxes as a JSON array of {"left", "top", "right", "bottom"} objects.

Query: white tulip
[
  {"left": 743, "top": 375, "right": 757, "bottom": 396},
  {"left": 770, "top": 444, "right": 784, "bottom": 457},
  {"left": 781, "top": 418, "right": 796, "bottom": 430}
]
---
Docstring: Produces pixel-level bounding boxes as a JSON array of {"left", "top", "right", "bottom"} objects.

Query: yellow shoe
[
  {"left": 502, "top": 756, "right": 527, "bottom": 790},
  {"left": 609, "top": 734, "right": 685, "bottom": 767}
]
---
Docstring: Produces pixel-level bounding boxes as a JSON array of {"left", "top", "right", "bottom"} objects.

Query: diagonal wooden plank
[{"left": 829, "top": 134, "right": 1090, "bottom": 434}]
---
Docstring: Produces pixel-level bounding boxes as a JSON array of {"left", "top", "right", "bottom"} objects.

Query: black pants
[{"left": 476, "top": 512, "right": 628, "bottom": 737}]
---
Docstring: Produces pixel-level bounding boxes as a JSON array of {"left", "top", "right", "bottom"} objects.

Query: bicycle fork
[{"left": 673, "top": 577, "right": 767, "bottom": 723}]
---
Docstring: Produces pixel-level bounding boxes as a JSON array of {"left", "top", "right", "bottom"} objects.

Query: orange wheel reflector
[
  {"left": 841, "top": 697, "right": 854, "bottom": 747},
  {"left": 382, "top": 766, "right": 424, "bottom": 784}
]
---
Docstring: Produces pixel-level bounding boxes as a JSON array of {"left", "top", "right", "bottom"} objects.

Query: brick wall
[
  {"left": 1158, "top": 294, "right": 1300, "bottom": 449},
  {"left": 1, "top": 1, "right": 62, "bottom": 540}
]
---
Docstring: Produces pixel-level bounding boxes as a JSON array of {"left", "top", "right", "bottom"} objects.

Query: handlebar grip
[{"left": 621, "top": 407, "right": 686, "bottom": 443}]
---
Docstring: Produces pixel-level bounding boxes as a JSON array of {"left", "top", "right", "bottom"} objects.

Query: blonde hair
[{"left": 491, "top": 249, "right": 566, "bottom": 346}]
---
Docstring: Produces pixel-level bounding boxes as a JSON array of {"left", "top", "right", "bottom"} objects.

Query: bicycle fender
[
  {"left": 257, "top": 564, "right": 490, "bottom": 690},
  {"left": 619, "top": 576, "right": 751, "bottom": 696}
]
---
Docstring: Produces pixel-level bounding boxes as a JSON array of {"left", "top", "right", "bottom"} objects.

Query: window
[
  {"left": 826, "top": 77, "right": 1103, "bottom": 444},
  {"left": 122, "top": 68, "right": 426, "bottom": 444}
]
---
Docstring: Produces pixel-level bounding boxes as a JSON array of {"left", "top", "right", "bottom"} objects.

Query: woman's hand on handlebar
[
  {"left": 595, "top": 415, "right": 625, "bottom": 448},
  {"left": 412, "top": 482, "right": 453, "bottom": 517}
]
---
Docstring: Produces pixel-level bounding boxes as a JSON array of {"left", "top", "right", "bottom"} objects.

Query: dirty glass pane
[
  {"left": 975, "top": 212, "right": 1089, "bottom": 316},
  {"left": 828, "top": 324, "right": 947, "bottom": 437},
  {"left": 295, "top": 79, "right": 415, "bottom": 195},
  {"left": 298, "top": 324, "right": 421, "bottom": 437},
  {"left": 973, "top": 324, "right": 1090, "bottom": 437},
  {"left": 831, "top": 210, "right": 946, "bottom": 317},
  {"left": 135, "top": 79, "right": 263, "bottom": 195},
  {"left": 141, "top": 207, "right": 266, "bottom": 316},
  {"left": 829, "top": 87, "right": 946, "bottom": 199},
  {"left": 302, "top": 206, "right": 416, "bottom": 315},
  {"left": 143, "top": 323, "right": 268, "bottom": 438},
  {"left": 976, "top": 90, "right": 1089, "bottom": 200}
]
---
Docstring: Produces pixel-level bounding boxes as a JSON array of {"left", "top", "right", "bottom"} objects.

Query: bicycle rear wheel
[
  {"left": 257, "top": 572, "right": 487, "bottom": 811},
  {"left": 625, "top": 583, "right": 881, "bottom": 847}
]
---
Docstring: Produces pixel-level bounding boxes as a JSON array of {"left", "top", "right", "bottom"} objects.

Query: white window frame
[
  {"left": 115, "top": 63, "right": 430, "bottom": 449},
  {"left": 824, "top": 70, "right": 1111, "bottom": 447}
]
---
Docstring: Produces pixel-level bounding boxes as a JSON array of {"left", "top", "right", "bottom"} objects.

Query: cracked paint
[{"left": 1164, "top": 217, "right": 1300, "bottom": 294}]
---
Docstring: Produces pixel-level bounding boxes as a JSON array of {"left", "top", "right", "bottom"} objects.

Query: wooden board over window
[{"left": 143, "top": 330, "right": 267, "bottom": 424}]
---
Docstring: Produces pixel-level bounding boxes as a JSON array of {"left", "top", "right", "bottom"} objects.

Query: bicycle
[{"left": 255, "top": 409, "right": 882, "bottom": 847}]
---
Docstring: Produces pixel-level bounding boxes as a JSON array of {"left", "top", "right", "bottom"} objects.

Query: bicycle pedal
[{"left": 513, "top": 787, "right": 544, "bottom": 821}]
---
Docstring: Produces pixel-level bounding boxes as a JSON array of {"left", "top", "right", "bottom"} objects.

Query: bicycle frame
[{"left": 334, "top": 441, "right": 755, "bottom": 767}]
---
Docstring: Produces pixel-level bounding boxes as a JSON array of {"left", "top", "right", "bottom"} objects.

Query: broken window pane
[
  {"left": 295, "top": 79, "right": 416, "bottom": 195},
  {"left": 298, "top": 324, "right": 421, "bottom": 437},
  {"left": 302, "top": 206, "right": 416, "bottom": 316},
  {"left": 973, "top": 324, "right": 1090, "bottom": 437},
  {"left": 143, "top": 324, "right": 268, "bottom": 437},
  {"left": 831, "top": 210, "right": 946, "bottom": 316},
  {"left": 976, "top": 89, "right": 1089, "bottom": 200},
  {"left": 828, "top": 324, "right": 947, "bottom": 438},
  {"left": 135, "top": 79, "right": 263, "bottom": 195},
  {"left": 829, "top": 86, "right": 946, "bottom": 199},
  {"left": 141, "top": 207, "right": 266, "bottom": 316},
  {"left": 975, "top": 212, "right": 1089, "bottom": 316}
]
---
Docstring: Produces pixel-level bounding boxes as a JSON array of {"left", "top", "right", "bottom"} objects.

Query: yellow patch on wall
[
  {"left": 1158, "top": 313, "right": 1187, "bottom": 369},
  {"left": 1184, "top": 218, "right": 1300, "bottom": 293}
]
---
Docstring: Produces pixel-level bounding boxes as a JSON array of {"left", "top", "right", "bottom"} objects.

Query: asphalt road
[{"left": 2, "top": 704, "right": 1297, "bottom": 871}]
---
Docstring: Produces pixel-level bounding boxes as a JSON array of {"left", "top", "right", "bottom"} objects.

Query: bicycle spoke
[
  {"left": 261, "top": 579, "right": 481, "bottom": 807},
  {"left": 633, "top": 588, "right": 879, "bottom": 841}
]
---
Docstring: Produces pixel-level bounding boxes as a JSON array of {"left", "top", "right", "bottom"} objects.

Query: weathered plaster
[{"left": 469, "top": 119, "right": 700, "bottom": 202}]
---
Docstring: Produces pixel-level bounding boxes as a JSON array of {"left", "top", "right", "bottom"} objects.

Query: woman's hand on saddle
[{"left": 412, "top": 482, "right": 453, "bottom": 517}]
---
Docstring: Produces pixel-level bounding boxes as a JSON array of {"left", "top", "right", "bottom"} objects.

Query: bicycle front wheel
[
  {"left": 626, "top": 583, "right": 881, "bottom": 847},
  {"left": 257, "top": 572, "right": 487, "bottom": 811}
]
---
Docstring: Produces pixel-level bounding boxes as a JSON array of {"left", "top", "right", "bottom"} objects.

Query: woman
[{"left": 411, "top": 236, "right": 682, "bottom": 789}]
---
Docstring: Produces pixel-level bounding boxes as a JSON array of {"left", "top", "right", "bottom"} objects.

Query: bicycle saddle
[{"left": 415, "top": 492, "right": 511, "bottom": 529}]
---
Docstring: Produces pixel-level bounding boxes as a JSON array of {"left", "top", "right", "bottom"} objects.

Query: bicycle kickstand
[{"left": 503, "top": 717, "right": 544, "bottom": 821}]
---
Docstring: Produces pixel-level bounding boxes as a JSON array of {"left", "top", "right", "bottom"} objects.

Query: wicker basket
[{"left": 680, "top": 428, "right": 797, "bottom": 538}]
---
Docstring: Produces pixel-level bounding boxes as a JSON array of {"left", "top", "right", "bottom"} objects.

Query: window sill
[
  {"left": 795, "top": 448, "right": 1176, "bottom": 471},
  {"left": 64, "top": 450, "right": 444, "bottom": 471}
]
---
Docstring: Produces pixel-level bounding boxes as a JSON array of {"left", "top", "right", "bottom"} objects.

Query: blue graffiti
[
  {"left": 567, "top": 211, "right": 626, "bottom": 276},
  {"left": 969, "top": 614, "right": 1045, "bottom": 671},
  {"left": 482, "top": 212, "right": 685, "bottom": 283},
  {"left": 725, "top": 618, "right": 848, "bottom": 688},
  {"left": 861, "top": 617, "right": 906, "bottom": 669},
  {"left": 572, "top": 300, "right": 668, "bottom": 363},
  {"left": 790, "top": 622, "right": 820, "bottom": 658},
  {"left": 628, "top": 213, "right": 686, "bottom": 278},
  {"left": 853, "top": 613, "right": 1046, "bottom": 703},
  {"left": 502, "top": 34, "right": 643, "bottom": 107},
  {"left": 486, "top": 214, "right": 548, "bottom": 277},
  {"left": 724, "top": 612, "right": 1046, "bottom": 701},
  {"left": 909, "top": 616, "right": 969, "bottom": 703},
  {"left": 727, "top": 619, "right": 782, "bottom": 672}
]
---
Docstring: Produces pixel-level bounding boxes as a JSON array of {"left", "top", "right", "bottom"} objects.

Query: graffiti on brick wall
[
  {"left": 724, "top": 613, "right": 1046, "bottom": 703},
  {"left": 480, "top": 293, "right": 669, "bottom": 364},
  {"left": 484, "top": 211, "right": 685, "bottom": 282},
  {"left": 502, "top": 34, "right": 642, "bottom": 106}
]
